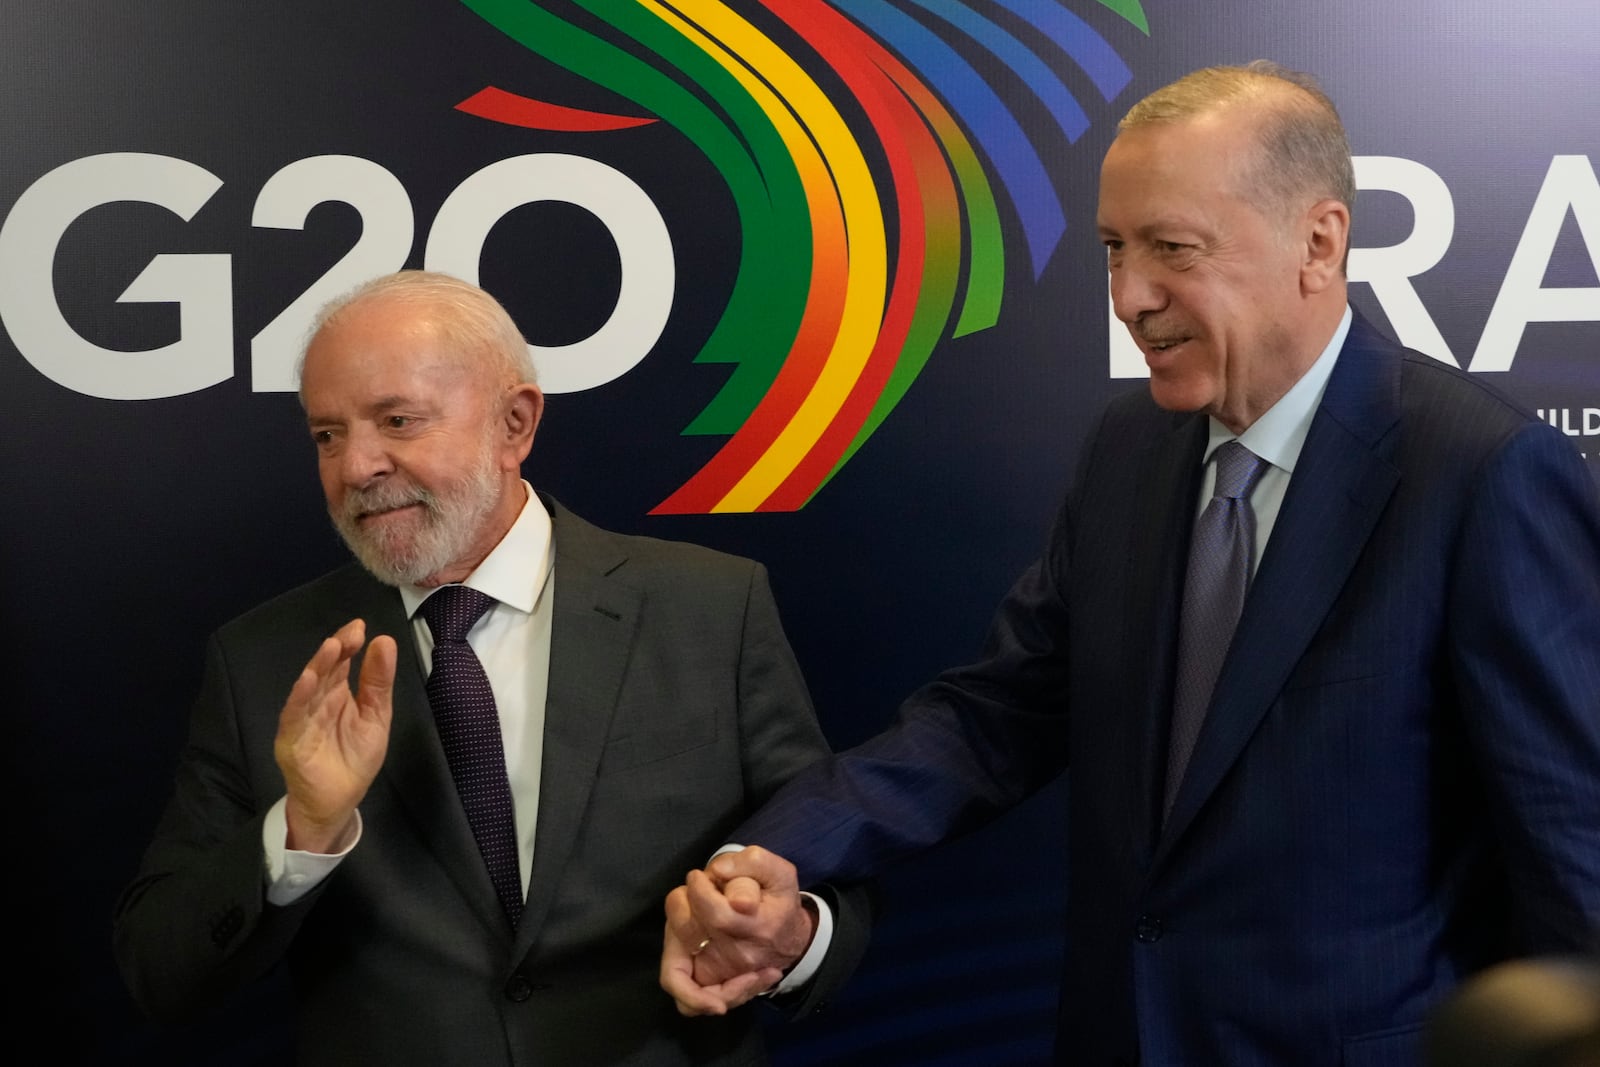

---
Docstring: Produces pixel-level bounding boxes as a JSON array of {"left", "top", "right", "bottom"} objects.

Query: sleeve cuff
[
  {"left": 772, "top": 891, "right": 833, "bottom": 995},
  {"left": 262, "top": 796, "right": 361, "bottom": 906}
]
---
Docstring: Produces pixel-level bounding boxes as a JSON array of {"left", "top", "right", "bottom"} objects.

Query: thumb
[{"left": 357, "top": 634, "right": 398, "bottom": 725}]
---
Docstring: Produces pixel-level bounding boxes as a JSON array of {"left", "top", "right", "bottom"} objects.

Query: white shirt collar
[
  {"left": 1204, "top": 305, "right": 1352, "bottom": 473},
  {"left": 399, "top": 481, "right": 553, "bottom": 619}
]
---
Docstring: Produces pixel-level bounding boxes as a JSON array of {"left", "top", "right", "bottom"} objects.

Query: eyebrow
[{"left": 304, "top": 395, "right": 427, "bottom": 427}]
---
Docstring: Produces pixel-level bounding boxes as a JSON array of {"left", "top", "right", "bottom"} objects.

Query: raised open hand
[{"left": 274, "top": 619, "right": 396, "bottom": 853}]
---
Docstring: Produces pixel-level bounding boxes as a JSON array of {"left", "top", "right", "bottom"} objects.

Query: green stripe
[
  {"left": 461, "top": 0, "right": 811, "bottom": 434},
  {"left": 1096, "top": 0, "right": 1150, "bottom": 35}
]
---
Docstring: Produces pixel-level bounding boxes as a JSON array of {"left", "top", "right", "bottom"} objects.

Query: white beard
[{"left": 331, "top": 437, "right": 503, "bottom": 587}]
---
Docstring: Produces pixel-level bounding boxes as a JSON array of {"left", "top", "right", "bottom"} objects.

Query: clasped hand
[
  {"left": 659, "top": 846, "right": 818, "bottom": 1016},
  {"left": 274, "top": 619, "right": 396, "bottom": 854}
]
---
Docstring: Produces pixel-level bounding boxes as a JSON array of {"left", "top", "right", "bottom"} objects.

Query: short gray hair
[
  {"left": 1120, "top": 61, "right": 1356, "bottom": 216},
  {"left": 300, "top": 270, "right": 537, "bottom": 392}
]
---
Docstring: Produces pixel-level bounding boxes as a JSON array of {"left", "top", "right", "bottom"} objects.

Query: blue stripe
[
  {"left": 909, "top": 0, "right": 1091, "bottom": 142},
  {"left": 990, "top": 0, "right": 1133, "bottom": 101},
  {"left": 837, "top": 0, "right": 1066, "bottom": 276}
]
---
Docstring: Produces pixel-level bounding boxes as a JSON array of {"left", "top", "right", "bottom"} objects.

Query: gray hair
[
  {"left": 299, "top": 270, "right": 537, "bottom": 393},
  {"left": 1120, "top": 61, "right": 1356, "bottom": 217}
]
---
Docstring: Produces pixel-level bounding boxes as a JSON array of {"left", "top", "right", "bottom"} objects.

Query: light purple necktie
[
  {"left": 419, "top": 585, "right": 523, "bottom": 927},
  {"left": 1165, "top": 441, "right": 1268, "bottom": 820}
]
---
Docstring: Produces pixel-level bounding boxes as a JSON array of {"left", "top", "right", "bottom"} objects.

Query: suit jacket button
[
  {"left": 209, "top": 905, "right": 244, "bottom": 947},
  {"left": 1134, "top": 915, "right": 1163, "bottom": 943},
  {"left": 504, "top": 973, "right": 534, "bottom": 1002}
]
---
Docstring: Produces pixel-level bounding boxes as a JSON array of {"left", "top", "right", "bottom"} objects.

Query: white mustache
[{"left": 342, "top": 481, "right": 438, "bottom": 523}]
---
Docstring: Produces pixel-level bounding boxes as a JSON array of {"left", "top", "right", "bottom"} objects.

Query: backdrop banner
[{"left": 3, "top": 2, "right": 1594, "bottom": 1064}]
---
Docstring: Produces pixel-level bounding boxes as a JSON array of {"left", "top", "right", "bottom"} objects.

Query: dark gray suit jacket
[{"left": 116, "top": 497, "right": 868, "bottom": 1066}]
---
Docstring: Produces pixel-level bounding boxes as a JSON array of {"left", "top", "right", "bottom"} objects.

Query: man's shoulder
[
  {"left": 548, "top": 498, "right": 762, "bottom": 588},
  {"left": 216, "top": 561, "right": 391, "bottom": 645},
  {"left": 1098, "top": 381, "right": 1179, "bottom": 431},
  {"left": 1341, "top": 310, "right": 1541, "bottom": 443},
  {"left": 1396, "top": 347, "right": 1537, "bottom": 429},
  {"left": 1388, "top": 347, "right": 1572, "bottom": 480},
  {"left": 1329, "top": 320, "right": 1589, "bottom": 498},
  {"left": 1081, "top": 383, "right": 1190, "bottom": 463}
]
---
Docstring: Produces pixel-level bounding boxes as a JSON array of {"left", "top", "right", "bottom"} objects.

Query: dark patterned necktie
[
  {"left": 1165, "top": 441, "right": 1268, "bottom": 820},
  {"left": 419, "top": 585, "right": 523, "bottom": 926}
]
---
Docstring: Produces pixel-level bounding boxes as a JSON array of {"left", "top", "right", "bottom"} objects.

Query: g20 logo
[{"left": 0, "top": 152, "right": 673, "bottom": 400}]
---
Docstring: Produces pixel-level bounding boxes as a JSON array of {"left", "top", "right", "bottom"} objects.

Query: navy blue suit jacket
[{"left": 739, "top": 314, "right": 1600, "bottom": 1066}]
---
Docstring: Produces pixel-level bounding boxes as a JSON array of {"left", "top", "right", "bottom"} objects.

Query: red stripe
[
  {"left": 761, "top": 0, "right": 946, "bottom": 511},
  {"left": 455, "top": 86, "right": 656, "bottom": 132}
]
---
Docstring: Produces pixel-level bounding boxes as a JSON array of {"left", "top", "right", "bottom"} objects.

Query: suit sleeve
[
  {"left": 112, "top": 633, "right": 321, "bottom": 1022},
  {"left": 1449, "top": 421, "right": 1600, "bottom": 953},
  {"left": 732, "top": 562, "right": 876, "bottom": 1017},
  {"left": 732, "top": 495, "right": 1076, "bottom": 890}
]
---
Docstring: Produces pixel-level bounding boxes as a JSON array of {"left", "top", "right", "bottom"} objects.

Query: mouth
[
  {"left": 1140, "top": 336, "right": 1191, "bottom": 362},
  {"left": 355, "top": 501, "right": 425, "bottom": 525}
]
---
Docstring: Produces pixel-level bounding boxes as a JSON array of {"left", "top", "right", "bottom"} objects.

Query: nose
[
  {"left": 334, "top": 424, "right": 394, "bottom": 490},
  {"left": 1109, "top": 258, "right": 1166, "bottom": 324}
]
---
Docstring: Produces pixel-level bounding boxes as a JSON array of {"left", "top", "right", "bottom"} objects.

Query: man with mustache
[
  {"left": 115, "top": 271, "right": 869, "bottom": 1066},
  {"left": 662, "top": 62, "right": 1600, "bottom": 1065}
]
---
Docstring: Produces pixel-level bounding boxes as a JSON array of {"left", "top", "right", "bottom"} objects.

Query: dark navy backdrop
[{"left": 2, "top": 3, "right": 1594, "bottom": 1064}]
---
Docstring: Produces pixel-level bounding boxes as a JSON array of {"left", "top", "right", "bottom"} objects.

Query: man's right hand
[{"left": 273, "top": 619, "right": 396, "bottom": 853}]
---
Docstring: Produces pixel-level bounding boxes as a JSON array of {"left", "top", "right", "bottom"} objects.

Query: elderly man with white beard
[{"left": 114, "top": 271, "right": 870, "bottom": 1067}]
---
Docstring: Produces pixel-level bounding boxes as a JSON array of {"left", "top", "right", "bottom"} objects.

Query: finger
[
  {"left": 691, "top": 940, "right": 769, "bottom": 986},
  {"left": 681, "top": 873, "right": 782, "bottom": 977},
  {"left": 333, "top": 617, "right": 367, "bottom": 656},
  {"left": 664, "top": 886, "right": 708, "bottom": 947},
  {"left": 279, "top": 662, "right": 323, "bottom": 733},
  {"left": 279, "top": 627, "right": 353, "bottom": 737},
  {"left": 304, "top": 620, "right": 362, "bottom": 681},
  {"left": 722, "top": 874, "right": 763, "bottom": 916},
  {"left": 687, "top": 866, "right": 786, "bottom": 944},
  {"left": 668, "top": 886, "right": 749, "bottom": 978},
  {"left": 357, "top": 634, "right": 397, "bottom": 726},
  {"left": 301, "top": 631, "right": 356, "bottom": 710},
  {"left": 685, "top": 869, "right": 755, "bottom": 939},
  {"left": 661, "top": 966, "right": 730, "bottom": 1017},
  {"left": 709, "top": 968, "right": 785, "bottom": 1011},
  {"left": 707, "top": 845, "right": 797, "bottom": 895},
  {"left": 661, "top": 911, "right": 732, "bottom": 1018},
  {"left": 318, "top": 619, "right": 365, "bottom": 693}
]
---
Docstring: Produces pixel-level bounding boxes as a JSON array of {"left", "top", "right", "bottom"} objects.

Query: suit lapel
[
  {"left": 1158, "top": 314, "right": 1403, "bottom": 850},
  {"left": 513, "top": 503, "right": 642, "bottom": 957},
  {"left": 364, "top": 578, "right": 515, "bottom": 937},
  {"left": 1124, "top": 412, "right": 1209, "bottom": 862}
]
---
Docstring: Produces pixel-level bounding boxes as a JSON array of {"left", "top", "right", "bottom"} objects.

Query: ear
[
  {"left": 499, "top": 383, "right": 544, "bottom": 468},
  {"left": 1300, "top": 198, "right": 1351, "bottom": 295}
]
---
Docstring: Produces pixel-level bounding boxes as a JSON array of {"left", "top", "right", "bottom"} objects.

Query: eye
[
  {"left": 385, "top": 415, "right": 413, "bottom": 430},
  {"left": 1158, "top": 240, "right": 1186, "bottom": 253},
  {"left": 311, "top": 429, "right": 335, "bottom": 446}
]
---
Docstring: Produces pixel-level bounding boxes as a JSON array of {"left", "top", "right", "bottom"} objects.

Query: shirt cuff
[
  {"left": 772, "top": 890, "right": 833, "bottom": 995},
  {"left": 262, "top": 796, "right": 362, "bottom": 906}
]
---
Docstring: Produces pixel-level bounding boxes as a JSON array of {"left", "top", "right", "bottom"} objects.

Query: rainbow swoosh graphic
[{"left": 457, "top": 0, "right": 1146, "bottom": 513}]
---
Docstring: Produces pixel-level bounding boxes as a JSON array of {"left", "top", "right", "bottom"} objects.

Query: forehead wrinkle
[{"left": 366, "top": 393, "right": 431, "bottom": 414}]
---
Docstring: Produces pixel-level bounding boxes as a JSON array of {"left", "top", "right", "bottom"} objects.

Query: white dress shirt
[{"left": 1194, "top": 306, "right": 1351, "bottom": 571}]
